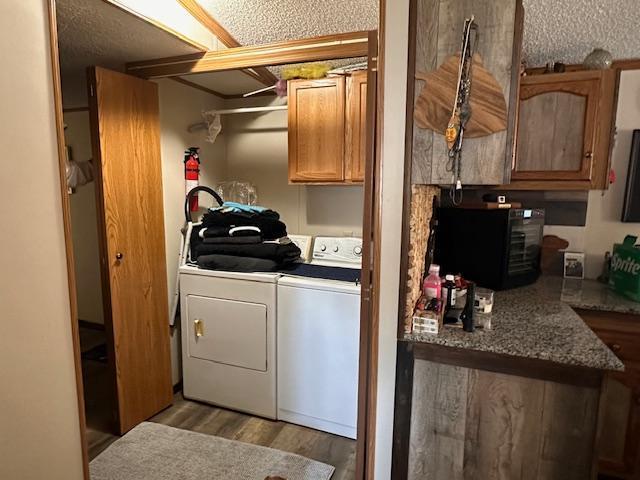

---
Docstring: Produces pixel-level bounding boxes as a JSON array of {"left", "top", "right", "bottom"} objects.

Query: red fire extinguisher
[{"left": 184, "top": 147, "right": 200, "bottom": 212}]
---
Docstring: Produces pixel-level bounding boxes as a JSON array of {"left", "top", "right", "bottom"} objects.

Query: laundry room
[{"left": 56, "top": 0, "right": 376, "bottom": 477}]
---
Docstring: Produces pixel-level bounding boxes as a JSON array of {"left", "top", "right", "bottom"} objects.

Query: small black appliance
[{"left": 434, "top": 207, "right": 545, "bottom": 290}]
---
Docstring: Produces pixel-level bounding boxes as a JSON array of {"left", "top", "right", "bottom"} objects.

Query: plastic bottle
[{"left": 423, "top": 264, "right": 442, "bottom": 300}]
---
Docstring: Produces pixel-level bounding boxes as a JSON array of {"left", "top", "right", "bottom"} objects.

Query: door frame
[{"left": 46, "top": 1, "right": 386, "bottom": 478}]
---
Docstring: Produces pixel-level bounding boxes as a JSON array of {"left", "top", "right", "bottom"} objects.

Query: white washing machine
[
  {"left": 179, "top": 265, "right": 279, "bottom": 418},
  {"left": 277, "top": 237, "right": 362, "bottom": 439}
]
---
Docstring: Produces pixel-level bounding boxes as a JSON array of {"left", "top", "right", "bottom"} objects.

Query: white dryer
[
  {"left": 276, "top": 237, "right": 362, "bottom": 439},
  {"left": 179, "top": 265, "right": 278, "bottom": 418}
]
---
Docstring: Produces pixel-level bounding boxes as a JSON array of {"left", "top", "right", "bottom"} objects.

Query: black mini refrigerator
[{"left": 434, "top": 207, "right": 545, "bottom": 290}]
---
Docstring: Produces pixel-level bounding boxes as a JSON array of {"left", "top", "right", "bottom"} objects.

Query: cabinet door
[
  {"left": 288, "top": 77, "right": 346, "bottom": 183},
  {"left": 514, "top": 73, "right": 600, "bottom": 182},
  {"left": 346, "top": 72, "right": 367, "bottom": 182},
  {"left": 598, "top": 370, "right": 640, "bottom": 479},
  {"left": 580, "top": 310, "right": 640, "bottom": 479}
]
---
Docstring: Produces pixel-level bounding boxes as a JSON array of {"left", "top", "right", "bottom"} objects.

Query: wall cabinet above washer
[{"left": 287, "top": 72, "right": 367, "bottom": 184}]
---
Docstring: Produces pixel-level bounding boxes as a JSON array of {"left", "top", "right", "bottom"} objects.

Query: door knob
[{"left": 115, "top": 252, "right": 124, "bottom": 261}]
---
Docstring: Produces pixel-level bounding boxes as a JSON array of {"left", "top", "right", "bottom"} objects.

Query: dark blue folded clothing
[
  {"left": 279, "top": 263, "right": 362, "bottom": 283},
  {"left": 200, "top": 226, "right": 230, "bottom": 238},
  {"left": 203, "top": 235, "right": 262, "bottom": 245},
  {"left": 197, "top": 254, "right": 280, "bottom": 272},
  {"left": 194, "top": 241, "right": 301, "bottom": 264},
  {"left": 200, "top": 209, "right": 286, "bottom": 240}
]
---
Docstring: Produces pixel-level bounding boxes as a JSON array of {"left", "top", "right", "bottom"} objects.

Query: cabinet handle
[
  {"left": 194, "top": 319, "right": 204, "bottom": 338},
  {"left": 585, "top": 151, "right": 593, "bottom": 159},
  {"left": 610, "top": 343, "right": 621, "bottom": 352}
]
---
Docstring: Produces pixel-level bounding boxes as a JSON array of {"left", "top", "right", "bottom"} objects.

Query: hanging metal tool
[{"left": 445, "top": 16, "right": 479, "bottom": 205}]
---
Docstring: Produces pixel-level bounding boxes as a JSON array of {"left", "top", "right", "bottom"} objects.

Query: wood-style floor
[{"left": 79, "top": 326, "right": 356, "bottom": 479}]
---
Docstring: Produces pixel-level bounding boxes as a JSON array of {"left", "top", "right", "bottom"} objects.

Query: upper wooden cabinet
[
  {"left": 510, "top": 69, "right": 618, "bottom": 189},
  {"left": 288, "top": 73, "right": 366, "bottom": 184},
  {"left": 345, "top": 71, "right": 367, "bottom": 182}
]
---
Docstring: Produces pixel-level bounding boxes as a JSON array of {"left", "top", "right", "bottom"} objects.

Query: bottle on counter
[
  {"left": 443, "top": 274, "right": 457, "bottom": 311},
  {"left": 423, "top": 264, "right": 442, "bottom": 300}
]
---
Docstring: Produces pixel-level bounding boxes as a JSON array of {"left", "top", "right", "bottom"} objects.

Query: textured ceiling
[
  {"left": 522, "top": 0, "right": 640, "bottom": 66},
  {"left": 57, "top": 0, "right": 638, "bottom": 104},
  {"left": 194, "top": 0, "right": 635, "bottom": 69},
  {"left": 196, "top": 0, "right": 378, "bottom": 46},
  {"left": 57, "top": 0, "right": 200, "bottom": 106}
]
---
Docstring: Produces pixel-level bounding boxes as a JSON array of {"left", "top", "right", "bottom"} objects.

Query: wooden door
[
  {"left": 288, "top": 77, "right": 346, "bottom": 183},
  {"left": 346, "top": 71, "right": 367, "bottom": 182},
  {"left": 513, "top": 71, "right": 601, "bottom": 182},
  {"left": 356, "top": 31, "right": 379, "bottom": 480},
  {"left": 88, "top": 66, "right": 172, "bottom": 434}
]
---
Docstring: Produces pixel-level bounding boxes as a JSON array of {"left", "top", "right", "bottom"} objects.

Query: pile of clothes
[{"left": 190, "top": 202, "right": 301, "bottom": 272}]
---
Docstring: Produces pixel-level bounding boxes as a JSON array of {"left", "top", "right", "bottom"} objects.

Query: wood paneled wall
[
  {"left": 408, "top": 358, "right": 600, "bottom": 479},
  {"left": 409, "top": 0, "right": 523, "bottom": 186}
]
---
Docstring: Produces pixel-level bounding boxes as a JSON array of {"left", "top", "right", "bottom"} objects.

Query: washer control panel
[
  {"left": 312, "top": 237, "right": 363, "bottom": 266},
  {"left": 288, "top": 234, "right": 313, "bottom": 262}
]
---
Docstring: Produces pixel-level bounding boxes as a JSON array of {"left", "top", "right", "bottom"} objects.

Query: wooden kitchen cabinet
[
  {"left": 287, "top": 73, "right": 366, "bottom": 184},
  {"left": 345, "top": 71, "right": 367, "bottom": 182},
  {"left": 579, "top": 309, "right": 640, "bottom": 479},
  {"left": 510, "top": 69, "right": 618, "bottom": 190}
]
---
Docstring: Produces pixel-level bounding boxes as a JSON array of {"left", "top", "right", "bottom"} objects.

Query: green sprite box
[{"left": 609, "top": 235, "right": 640, "bottom": 302}]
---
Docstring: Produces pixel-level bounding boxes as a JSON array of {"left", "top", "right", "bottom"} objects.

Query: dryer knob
[
  {"left": 354, "top": 246, "right": 362, "bottom": 256},
  {"left": 320, "top": 245, "right": 327, "bottom": 252},
  {"left": 333, "top": 246, "right": 339, "bottom": 253}
]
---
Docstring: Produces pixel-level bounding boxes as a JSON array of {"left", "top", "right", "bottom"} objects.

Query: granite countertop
[
  {"left": 403, "top": 280, "right": 625, "bottom": 371},
  {"left": 551, "top": 277, "right": 640, "bottom": 315}
]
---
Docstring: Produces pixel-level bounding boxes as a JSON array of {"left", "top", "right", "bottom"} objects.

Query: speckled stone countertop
[
  {"left": 403, "top": 280, "right": 625, "bottom": 371},
  {"left": 549, "top": 277, "right": 640, "bottom": 315}
]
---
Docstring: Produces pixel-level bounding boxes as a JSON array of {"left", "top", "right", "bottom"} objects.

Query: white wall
[
  {"left": 545, "top": 69, "right": 640, "bottom": 278},
  {"left": 375, "top": 0, "right": 410, "bottom": 477},
  {"left": 156, "top": 78, "right": 226, "bottom": 384},
  {"left": 584, "top": 70, "right": 640, "bottom": 277},
  {"left": 223, "top": 97, "right": 365, "bottom": 237},
  {"left": 0, "top": 1, "right": 84, "bottom": 479},
  {"left": 64, "top": 111, "right": 104, "bottom": 324}
]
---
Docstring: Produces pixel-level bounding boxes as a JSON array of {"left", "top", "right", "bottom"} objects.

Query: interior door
[
  {"left": 88, "top": 66, "right": 172, "bottom": 434},
  {"left": 356, "top": 30, "right": 379, "bottom": 480}
]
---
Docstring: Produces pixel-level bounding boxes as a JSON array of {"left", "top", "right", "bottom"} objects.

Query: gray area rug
[{"left": 90, "top": 422, "right": 335, "bottom": 480}]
